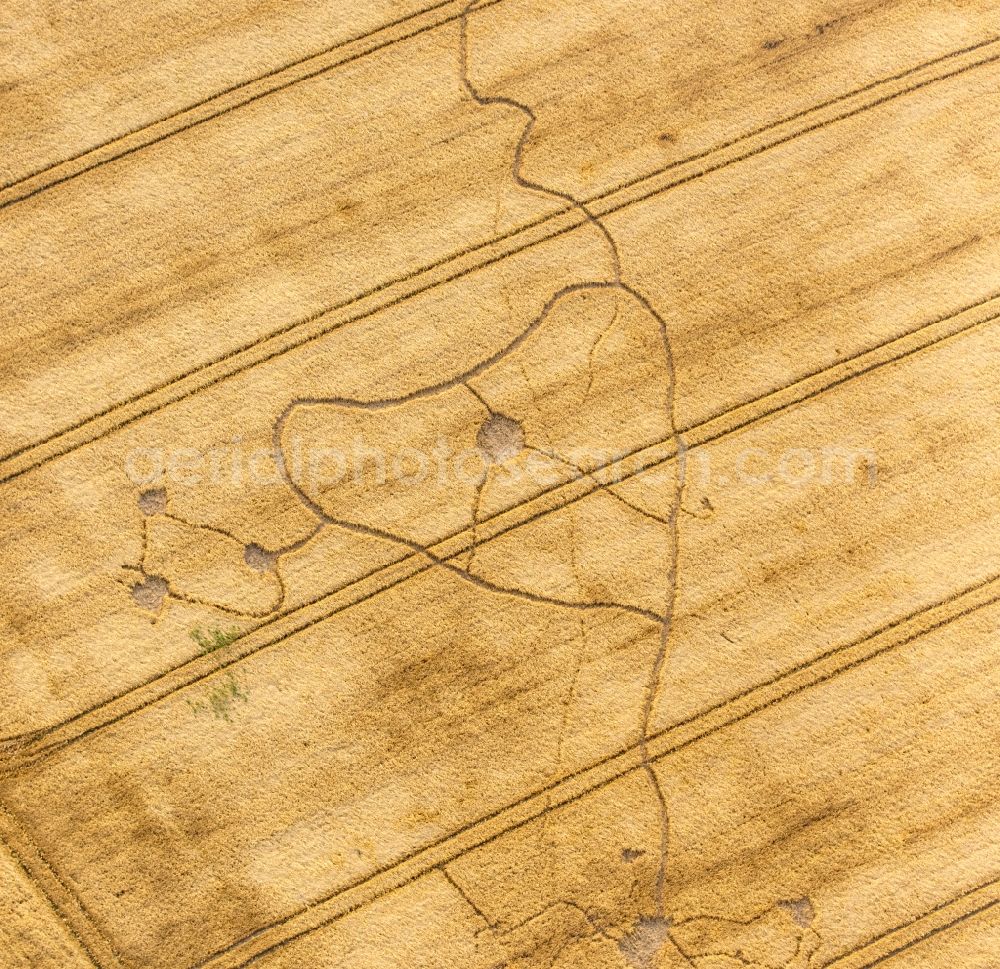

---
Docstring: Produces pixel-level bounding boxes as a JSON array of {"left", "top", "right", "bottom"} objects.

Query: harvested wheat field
[{"left": 1, "top": 0, "right": 999, "bottom": 966}]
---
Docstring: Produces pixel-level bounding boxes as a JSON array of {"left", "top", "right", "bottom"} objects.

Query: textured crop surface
[{"left": 1, "top": 1, "right": 998, "bottom": 967}]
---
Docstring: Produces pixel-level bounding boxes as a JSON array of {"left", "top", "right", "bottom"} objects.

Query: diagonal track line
[
  {"left": 0, "top": 0, "right": 502, "bottom": 212},
  {"left": 1, "top": 36, "right": 997, "bottom": 485},
  {"left": 822, "top": 876, "right": 1000, "bottom": 968},
  {"left": 5, "top": 568, "right": 998, "bottom": 969},
  {"left": 0, "top": 803, "right": 123, "bottom": 968},
  {"left": 2, "top": 23, "right": 996, "bottom": 969},
  {"left": 195, "top": 575, "right": 1000, "bottom": 968},
  {"left": 3, "top": 288, "right": 997, "bottom": 769}
]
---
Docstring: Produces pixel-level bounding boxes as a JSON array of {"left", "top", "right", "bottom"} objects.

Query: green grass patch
[
  {"left": 190, "top": 625, "right": 240, "bottom": 655},
  {"left": 187, "top": 672, "right": 248, "bottom": 722}
]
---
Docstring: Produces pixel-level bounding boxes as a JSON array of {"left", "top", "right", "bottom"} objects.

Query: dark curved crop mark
[
  {"left": 1, "top": 36, "right": 996, "bottom": 482},
  {"left": 0, "top": 297, "right": 995, "bottom": 764},
  {"left": 208, "top": 581, "right": 1000, "bottom": 968}
]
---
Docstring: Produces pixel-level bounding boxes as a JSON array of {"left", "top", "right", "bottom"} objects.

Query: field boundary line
[
  {"left": 5, "top": 522, "right": 997, "bottom": 969},
  {"left": 8, "top": 571, "right": 995, "bottom": 969}
]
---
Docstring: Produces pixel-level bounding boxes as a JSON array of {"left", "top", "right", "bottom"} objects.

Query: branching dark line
[
  {"left": 272, "top": 394, "right": 665, "bottom": 625},
  {"left": 527, "top": 443, "right": 675, "bottom": 528},
  {"left": 12, "top": 574, "right": 997, "bottom": 966},
  {"left": 18, "top": 87, "right": 1000, "bottom": 969},
  {"left": 276, "top": 281, "right": 619, "bottom": 411},
  {"left": 457, "top": 1, "right": 621, "bottom": 280},
  {"left": 439, "top": 866, "right": 493, "bottom": 927},
  {"left": 458, "top": 0, "right": 681, "bottom": 922},
  {"left": 0, "top": 202, "right": 577, "bottom": 477},
  {"left": 2, "top": 36, "right": 996, "bottom": 480},
  {"left": 27, "top": 300, "right": 988, "bottom": 755},
  {"left": 3, "top": 21, "right": 997, "bottom": 969},
  {"left": 2, "top": 302, "right": 995, "bottom": 763},
  {"left": 210, "top": 586, "right": 1000, "bottom": 968}
]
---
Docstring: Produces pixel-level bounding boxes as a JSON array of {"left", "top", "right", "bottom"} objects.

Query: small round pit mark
[
  {"left": 244, "top": 544, "right": 278, "bottom": 573},
  {"left": 778, "top": 897, "right": 815, "bottom": 928},
  {"left": 132, "top": 575, "right": 168, "bottom": 612},
  {"left": 477, "top": 413, "right": 524, "bottom": 464},
  {"left": 137, "top": 488, "right": 167, "bottom": 516}
]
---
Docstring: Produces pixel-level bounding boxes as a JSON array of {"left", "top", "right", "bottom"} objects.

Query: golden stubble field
[{"left": 0, "top": 0, "right": 999, "bottom": 966}]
